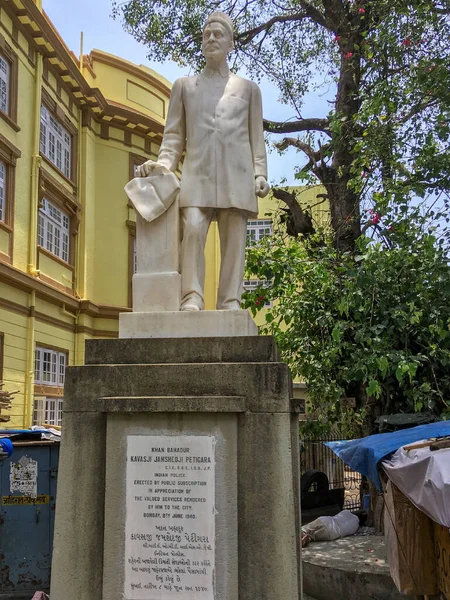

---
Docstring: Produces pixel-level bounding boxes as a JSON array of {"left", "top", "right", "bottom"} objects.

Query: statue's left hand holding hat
[{"left": 124, "top": 160, "right": 180, "bottom": 223}]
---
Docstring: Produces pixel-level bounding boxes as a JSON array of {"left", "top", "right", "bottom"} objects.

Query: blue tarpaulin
[
  {"left": 325, "top": 421, "right": 450, "bottom": 490},
  {"left": 0, "top": 429, "right": 49, "bottom": 434},
  {"left": 0, "top": 439, "right": 13, "bottom": 457}
]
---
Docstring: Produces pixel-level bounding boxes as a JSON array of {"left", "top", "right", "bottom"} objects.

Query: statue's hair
[{"left": 204, "top": 12, "right": 234, "bottom": 40}]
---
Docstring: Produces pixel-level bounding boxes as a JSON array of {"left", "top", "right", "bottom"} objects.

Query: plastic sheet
[
  {"left": 302, "top": 510, "right": 359, "bottom": 542},
  {"left": 382, "top": 441, "right": 450, "bottom": 528},
  {"left": 31, "top": 425, "right": 61, "bottom": 441},
  {"left": 325, "top": 421, "right": 450, "bottom": 490}
]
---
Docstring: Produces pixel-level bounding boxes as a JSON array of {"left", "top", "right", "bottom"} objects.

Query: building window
[
  {"left": 247, "top": 219, "right": 272, "bottom": 245},
  {"left": 40, "top": 105, "right": 72, "bottom": 178},
  {"left": 127, "top": 228, "right": 137, "bottom": 307},
  {"left": 0, "top": 160, "right": 5, "bottom": 222},
  {"left": 0, "top": 41, "right": 18, "bottom": 129},
  {"left": 33, "top": 346, "right": 66, "bottom": 426},
  {"left": 129, "top": 152, "right": 148, "bottom": 181},
  {"left": 37, "top": 168, "right": 81, "bottom": 273},
  {"left": 34, "top": 347, "right": 66, "bottom": 386},
  {"left": 0, "top": 135, "right": 20, "bottom": 263},
  {"left": 0, "top": 56, "right": 10, "bottom": 115},
  {"left": 243, "top": 279, "right": 273, "bottom": 307},
  {"left": 0, "top": 333, "right": 4, "bottom": 384},
  {"left": 38, "top": 198, "right": 70, "bottom": 262},
  {"left": 33, "top": 397, "right": 64, "bottom": 427}
]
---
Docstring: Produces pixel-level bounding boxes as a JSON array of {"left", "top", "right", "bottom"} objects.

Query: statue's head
[{"left": 202, "top": 12, "right": 234, "bottom": 62}]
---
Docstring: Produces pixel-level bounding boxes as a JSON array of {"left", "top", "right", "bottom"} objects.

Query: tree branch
[
  {"left": 272, "top": 187, "right": 316, "bottom": 237},
  {"left": 398, "top": 98, "right": 439, "bottom": 125},
  {"left": 298, "top": 0, "right": 330, "bottom": 30},
  {"left": 276, "top": 137, "right": 331, "bottom": 163},
  {"left": 236, "top": 0, "right": 331, "bottom": 46},
  {"left": 275, "top": 137, "right": 317, "bottom": 162},
  {"left": 263, "top": 117, "right": 331, "bottom": 135},
  {"left": 236, "top": 13, "right": 309, "bottom": 45}
]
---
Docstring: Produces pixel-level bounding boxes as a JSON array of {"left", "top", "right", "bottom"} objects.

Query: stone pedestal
[
  {"left": 119, "top": 309, "right": 258, "bottom": 338},
  {"left": 133, "top": 200, "right": 181, "bottom": 312},
  {"left": 50, "top": 337, "right": 302, "bottom": 600}
]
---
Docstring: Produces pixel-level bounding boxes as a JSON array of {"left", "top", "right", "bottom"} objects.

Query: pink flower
[
  {"left": 401, "top": 38, "right": 412, "bottom": 46},
  {"left": 255, "top": 295, "right": 265, "bottom": 307},
  {"left": 370, "top": 213, "right": 381, "bottom": 225},
  {"left": 358, "top": 8, "right": 366, "bottom": 13},
  {"left": 343, "top": 52, "right": 353, "bottom": 59},
  {"left": 334, "top": 35, "right": 341, "bottom": 42}
]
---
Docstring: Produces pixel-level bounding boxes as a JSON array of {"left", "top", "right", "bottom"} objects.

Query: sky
[{"left": 41, "top": 0, "right": 330, "bottom": 185}]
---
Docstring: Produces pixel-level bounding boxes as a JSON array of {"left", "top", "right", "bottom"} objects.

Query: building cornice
[
  {"left": 3, "top": 0, "right": 167, "bottom": 138},
  {"left": 88, "top": 50, "right": 172, "bottom": 98},
  {"left": 0, "top": 261, "right": 131, "bottom": 320},
  {"left": 78, "top": 300, "right": 131, "bottom": 320},
  {"left": 0, "top": 260, "right": 80, "bottom": 310}
]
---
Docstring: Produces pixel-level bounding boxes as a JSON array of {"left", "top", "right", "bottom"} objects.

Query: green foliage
[
  {"left": 116, "top": 0, "right": 450, "bottom": 431},
  {"left": 114, "top": 0, "right": 450, "bottom": 251},
  {"left": 244, "top": 208, "right": 450, "bottom": 435}
]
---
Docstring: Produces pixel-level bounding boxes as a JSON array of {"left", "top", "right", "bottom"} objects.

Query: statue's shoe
[
  {"left": 180, "top": 303, "right": 201, "bottom": 311},
  {"left": 217, "top": 302, "right": 240, "bottom": 310}
]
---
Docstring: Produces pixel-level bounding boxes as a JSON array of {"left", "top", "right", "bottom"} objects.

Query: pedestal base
[
  {"left": 50, "top": 337, "right": 301, "bottom": 600},
  {"left": 119, "top": 309, "right": 258, "bottom": 338},
  {"left": 132, "top": 271, "right": 181, "bottom": 312}
]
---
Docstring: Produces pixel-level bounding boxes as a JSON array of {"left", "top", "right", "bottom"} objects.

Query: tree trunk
[{"left": 327, "top": 179, "right": 361, "bottom": 252}]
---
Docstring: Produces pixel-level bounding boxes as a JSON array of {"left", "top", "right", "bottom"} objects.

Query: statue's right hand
[{"left": 135, "top": 160, "right": 165, "bottom": 178}]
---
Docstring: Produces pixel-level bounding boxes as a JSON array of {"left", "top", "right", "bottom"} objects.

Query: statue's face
[{"left": 202, "top": 22, "right": 232, "bottom": 62}]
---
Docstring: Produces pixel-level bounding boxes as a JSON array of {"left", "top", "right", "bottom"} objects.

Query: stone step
[
  {"left": 85, "top": 335, "right": 279, "bottom": 364},
  {"left": 302, "top": 535, "right": 402, "bottom": 600}
]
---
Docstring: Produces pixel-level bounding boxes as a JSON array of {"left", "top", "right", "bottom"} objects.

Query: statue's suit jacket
[{"left": 158, "top": 67, "right": 267, "bottom": 217}]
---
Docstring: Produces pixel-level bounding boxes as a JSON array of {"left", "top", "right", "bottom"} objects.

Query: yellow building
[
  {"left": 0, "top": 0, "right": 174, "bottom": 427},
  {"left": 241, "top": 188, "right": 328, "bottom": 327},
  {"left": 0, "top": 0, "right": 326, "bottom": 428}
]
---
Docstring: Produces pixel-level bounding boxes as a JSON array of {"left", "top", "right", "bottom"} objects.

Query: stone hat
[
  {"left": 124, "top": 163, "right": 180, "bottom": 223},
  {"left": 204, "top": 12, "right": 234, "bottom": 40}
]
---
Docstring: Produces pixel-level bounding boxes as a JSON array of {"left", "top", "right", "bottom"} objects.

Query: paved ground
[
  {"left": 302, "top": 534, "right": 388, "bottom": 575},
  {"left": 302, "top": 534, "right": 401, "bottom": 600}
]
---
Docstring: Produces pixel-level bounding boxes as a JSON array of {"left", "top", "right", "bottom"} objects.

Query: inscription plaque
[{"left": 125, "top": 435, "right": 215, "bottom": 600}]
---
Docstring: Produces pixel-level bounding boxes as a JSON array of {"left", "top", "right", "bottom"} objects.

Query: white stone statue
[{"left": 134, "top": 11, "right": 269, "bottom": 311}]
